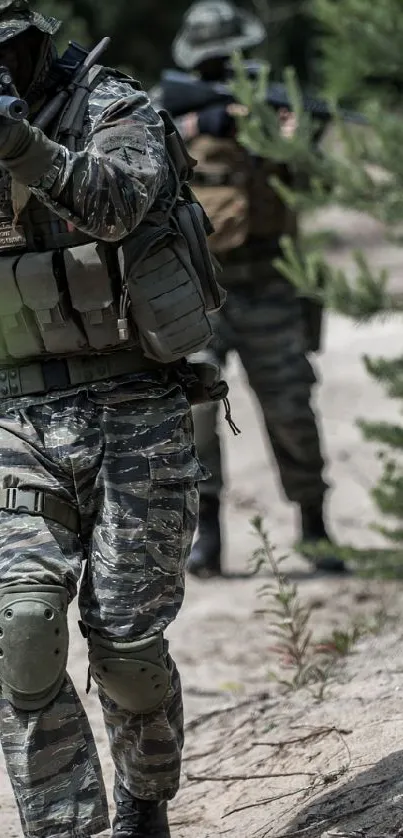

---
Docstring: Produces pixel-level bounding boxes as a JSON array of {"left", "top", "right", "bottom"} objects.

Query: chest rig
[
  {"left": 187, "top": 134, "right": 298, "bottom": 255},
  {"left": 0, "top": 55, "right": 224, "bottom": 379}
]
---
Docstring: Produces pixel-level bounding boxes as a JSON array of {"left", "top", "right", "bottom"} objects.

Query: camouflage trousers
[
  {"left": 0, "top": 372, "right": 202, "bottom": 838},
  {"left": 193, "top": 268, "right": 327, "bottom": 504}
]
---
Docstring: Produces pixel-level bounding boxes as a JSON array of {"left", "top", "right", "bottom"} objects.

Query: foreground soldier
[
  {"left": 158, "top": 0, "right": 344, "bottom": 577},
  {"left": 0, "top": 1, "right": 228, "bottom": 836}
]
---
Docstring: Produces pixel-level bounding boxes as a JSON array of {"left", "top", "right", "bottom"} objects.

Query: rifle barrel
[
  {"left": 76, "top": 37, "right": 111, "bottom": 82},
  {"left": 0, "top": 95, "right": 28, "bottom": 122}
]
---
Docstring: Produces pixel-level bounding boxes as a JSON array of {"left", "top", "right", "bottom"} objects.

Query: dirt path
[{"left": 1, "top": 213, "right": 403, "bottom": 837}]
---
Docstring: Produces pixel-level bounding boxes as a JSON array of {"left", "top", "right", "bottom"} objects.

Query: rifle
[
  {"left": 161, "top": 67, "right": 366, "bottom": 126},
  {"left": 0, "top": 37, "right": 111, "bottom": 130}
]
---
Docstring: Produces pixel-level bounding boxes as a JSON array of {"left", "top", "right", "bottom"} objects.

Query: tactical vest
[
  {"left": 0, "top": 65, "right": 224, "bottom": 371},
  {"left": 186, "top": 135, "right": 298, "bottom": 255}
]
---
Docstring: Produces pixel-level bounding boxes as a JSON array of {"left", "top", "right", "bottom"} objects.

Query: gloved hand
[
  {"left": 197, "top": 104, "right": 234, "bottom": 138},
  {"left": 0, "top": 118, "right": 58, "bottom": 185}
]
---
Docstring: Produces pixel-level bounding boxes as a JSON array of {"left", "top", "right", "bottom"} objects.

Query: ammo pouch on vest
[
  {"left": 174, "top": 190, "right": 224, "bottom": 312},
  {"left": 0, "top": 243, "right": 122, "bottom": 362},
  {"left": 119, "top": 210, "right": 225, "bottom": 364}
]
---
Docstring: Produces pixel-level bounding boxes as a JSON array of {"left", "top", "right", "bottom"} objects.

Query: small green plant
[
  {"left": 250, "top": 515, "right": 340, "bottom": 697},
  {"left": 250, "top": 516, "right": 396, "bottom": 699}
]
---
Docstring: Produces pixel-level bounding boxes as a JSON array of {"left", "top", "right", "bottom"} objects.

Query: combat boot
[
  {"left": 112, "top": 776, "right": 170, "bottom": 838},
  {"left": 187, "top": 494, "right": 222, "bottom": 577},
  {"left": 299, "top": 501, "right": 347, "bottom": 573}
]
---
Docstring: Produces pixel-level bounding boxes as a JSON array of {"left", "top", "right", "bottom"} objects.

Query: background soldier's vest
[
  {"left": 0, "top": 67, "right": 222, "bottom": 369},
  {"left": 187, "top": 134, "right": 298, "bottom": 254}
]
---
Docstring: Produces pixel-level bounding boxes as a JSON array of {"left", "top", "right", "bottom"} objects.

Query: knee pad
[
  {"left": 88, "top": 631, "right": 170, "bottom": 714},
  {"left": 0, "top": 585, "right": 68, "bottom": 711}
]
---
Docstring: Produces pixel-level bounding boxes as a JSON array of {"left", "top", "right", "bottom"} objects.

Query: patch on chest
[
  {"left": 0, "top": 186, "right": 26, "bottom": 252},
  {"left": 0, "top": 218, "right": 26, "bottom": 251}
]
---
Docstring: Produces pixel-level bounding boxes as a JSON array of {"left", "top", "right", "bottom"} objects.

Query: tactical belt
[
  {"left": 0, "top": 487, "right": 79, "bottom": 532},
  {"left": 0, "top": 350, "right": 161, "bottom": 398}
]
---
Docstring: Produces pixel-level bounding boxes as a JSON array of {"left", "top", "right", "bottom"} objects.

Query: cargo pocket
[
  {"left": 145, "top": 448, "right": 203, "bottom": 576},
  {"left": 16, "top": 251, "right": 87, "bottom": 354},
  {"left": 64, "top": 242, "right": 121, "bottom": 350},
  {"left": 0, "top": 255, "right": 44, "bottom": 360}
]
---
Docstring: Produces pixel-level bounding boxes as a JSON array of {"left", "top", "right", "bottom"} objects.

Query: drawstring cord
[
  {"left": 118, "top": 286, "right": 130, "bottom": 341},
  {"left": 223, "top": 396, "right": 241, "bottom": 436}
]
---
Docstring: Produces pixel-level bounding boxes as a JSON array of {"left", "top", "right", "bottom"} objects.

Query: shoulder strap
[
  {"left": 51, "top": 64, "right": 107, "bottom": 150},
  {"left": 159, "top": 109, "right": 197, "bottom": 186},
  {"left": 55, "top": 63, "right": 143, "bottom": 151},
  {"left": 60, "top": 65, "right": 106, "bottom": 139}
]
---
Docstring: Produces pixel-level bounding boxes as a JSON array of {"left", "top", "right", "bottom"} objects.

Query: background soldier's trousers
[
  {"left": 0, "top": 374, "right": 202, "bottom": 838},
  {"left": 193, "top": 270, "right": 327, "bottom": 503}
]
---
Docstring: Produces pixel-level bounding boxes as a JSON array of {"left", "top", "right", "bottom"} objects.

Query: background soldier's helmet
[
  {"left": 173, "top": 0, "right": 266, "bottom": 70},
  {"left": 0, "top": 0, "right": 61, "bottom": 45}
]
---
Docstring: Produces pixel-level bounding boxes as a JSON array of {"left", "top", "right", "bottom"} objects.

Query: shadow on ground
[{"left": 280, "top": 750, "right": 403, "bottom": 838}]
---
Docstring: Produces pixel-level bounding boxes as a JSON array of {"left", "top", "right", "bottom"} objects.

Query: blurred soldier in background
[{"left": 156, "top": 0, "right": 345, "bottom": 578}]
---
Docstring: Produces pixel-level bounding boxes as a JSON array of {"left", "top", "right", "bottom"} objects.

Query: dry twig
[
  {"left": 187, "top": 770, "right": 317, "bottom": 782},
  {"left": 222, "top": 785, "right": 316, "bottom": 818},
  {"left": 253, "top": 726, "right": 352, "bottom": 748}
]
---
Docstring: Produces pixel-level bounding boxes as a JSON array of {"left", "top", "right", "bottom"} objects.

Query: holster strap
[{"left": 0, "top": 488, "right": 80, "bottom": 532}]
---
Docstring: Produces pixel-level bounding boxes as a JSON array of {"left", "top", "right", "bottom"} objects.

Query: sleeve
[{"left": 30, "top": 77, "right": 168, "bottom": 242}]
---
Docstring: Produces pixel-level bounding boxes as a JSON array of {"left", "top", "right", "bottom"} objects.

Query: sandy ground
[{"left": 2, "top": 211, "right": 403, "bottom": 837}]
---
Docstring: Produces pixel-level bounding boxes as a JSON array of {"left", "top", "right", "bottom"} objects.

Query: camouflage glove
[
  {"left": 197, "top": 104, "right": 234, "bottom": 138},
  {"left": 0, "top": 119, "right": 58, "bottom": 185}
]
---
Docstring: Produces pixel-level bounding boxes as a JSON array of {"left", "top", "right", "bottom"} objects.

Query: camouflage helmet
[
  {"left": 0, "top": 0, "right": 61, "bottom": 46},
  {"left": 173, "top": 0, "right": 266, "bottom": 70}
]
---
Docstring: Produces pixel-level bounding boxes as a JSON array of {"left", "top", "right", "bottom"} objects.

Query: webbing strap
[
  {"left": 160, "top": 109, "right": 197, "bottom": 184},
  {"left": 0, "top": 488, "right": 80, "bottom": 532}
]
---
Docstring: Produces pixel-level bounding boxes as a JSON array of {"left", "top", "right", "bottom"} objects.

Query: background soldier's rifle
[{"left": 161, "top": 64, "right": 366, "bottom": 125}]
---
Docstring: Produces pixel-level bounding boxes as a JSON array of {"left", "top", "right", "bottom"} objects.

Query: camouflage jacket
[{"left": 30, "top": 73, "right": 170, "bottom": 241}]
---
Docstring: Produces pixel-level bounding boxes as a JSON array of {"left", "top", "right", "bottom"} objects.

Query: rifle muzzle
[{"left": 0, "top": 95, "right": 28, "bottom": 122}]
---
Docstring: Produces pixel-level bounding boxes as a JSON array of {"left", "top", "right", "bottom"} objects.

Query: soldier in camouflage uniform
[
  {"left": 0, "top": 2, "right": 225, "bottom": 837},
  {"left": 157, "top": 0, "right": 344, "bottom": 577}
]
